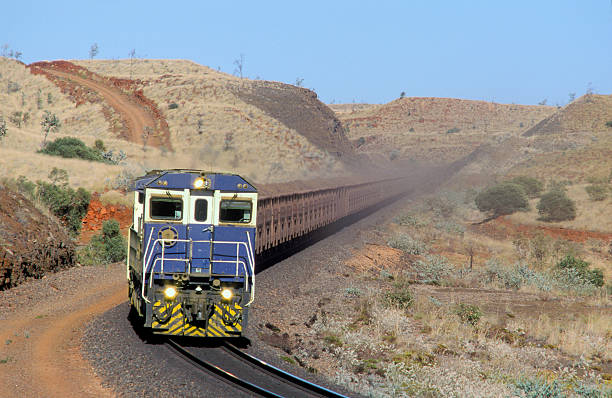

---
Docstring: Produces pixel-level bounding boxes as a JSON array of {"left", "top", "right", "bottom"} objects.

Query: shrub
[
  {"left": 36, "top": 181, "right": 91, "bottom": 235},
  {"left": 606, "top": 120, "right": 612, "bottom": 128},
  {"left": 78, "top": 219, "right": 126, "bottom": 265},
  {"left": 387, "top": 233, "right": 428, "bottom": 255},
  {"left": 507, "top": 176, "right": 544, "bottom": 198},
  {"left": 514, "top": 377, "right": 564, "bottom": 398},
  {"left": 38, "top": 137, "right": 107, "bottom": 162},
  {"left": 168, "top": 102, "right": 179, "bottom": 110},
  {"left": 475, "top": 183, "right": 529, "bottom": 217},
  {"left": 94, "top": 139, "right": 106, "bottom": 152},
  {"left": 585, "top": 184, "right": 608, "bottom": 201},
  {"left": 455, "top": 304, "right": 481, "bottom": 325},
  {"left": 383, "top": 282, "right": 413, "bottom": 310},
  {"left": 415, "top": 255, "right": 452, "bottom": 285},
  {"left": 556, "top": 255, "right": 604, "bottom": 287},
  {"left": 537, "top": 189, "right": 576, "bottom": 221},
  {"left": 446, "top": 127, "right": 460, "bottom": 134}
]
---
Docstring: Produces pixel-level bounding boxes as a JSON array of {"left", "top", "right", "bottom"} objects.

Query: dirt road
[
  {"left": 0, "top": 264, "right": 125, "bottom": 398},
  {"left": 29, "top": 61, "right": 172, "bottom": 150}
]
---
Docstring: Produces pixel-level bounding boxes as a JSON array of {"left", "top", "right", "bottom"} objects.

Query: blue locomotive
[{"left": 127, "top": 169, "right": 257, "bottom": 337}]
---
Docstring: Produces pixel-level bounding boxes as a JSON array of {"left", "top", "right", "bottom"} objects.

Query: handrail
[{"left": 141, "top": 237, "right": 255, "bottom": 305}]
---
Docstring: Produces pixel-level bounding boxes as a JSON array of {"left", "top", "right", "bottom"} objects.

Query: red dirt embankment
[
  {"left": 80, "top": 196, "right": 132, "bottom": 243},
  {"left": 471, "top": 216, "right": 612, "bottom": 243},
  {"left": 0, "top": 187, "right": 75, "bottom": 290},
  {"left": 28, "top": 60, "right": 172, "bottom": 150}
]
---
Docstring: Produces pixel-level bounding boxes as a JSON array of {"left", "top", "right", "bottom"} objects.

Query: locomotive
[{"left": 127, "top": 169, "right": 257, "bottom": 337}]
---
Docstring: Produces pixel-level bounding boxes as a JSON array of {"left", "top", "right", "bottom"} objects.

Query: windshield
[
  {"left": 150, "top": 197, "right": 183, "bottom": 221},
  {"left": 219, "top": 200, "right": 252, "bottom": 223}
]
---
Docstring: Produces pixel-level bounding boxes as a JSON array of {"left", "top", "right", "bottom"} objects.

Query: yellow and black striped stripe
[{"left": 151, "top": 301, "right": 243, "bottom": 337}]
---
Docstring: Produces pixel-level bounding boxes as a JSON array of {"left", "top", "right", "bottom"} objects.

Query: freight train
[{"left": 127, "top": 169, "right": 412, "bottom": 338}]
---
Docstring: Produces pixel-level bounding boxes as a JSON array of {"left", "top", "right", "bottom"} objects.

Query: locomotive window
[
  {"left": 150, "top": 197, "right": 183, "bottom": 220},
  {"left": 194, "top": 199, "right": 208, "bottom": 222},
  {"left": 220, "top": 200, "right": 252, "bottom": 223}
]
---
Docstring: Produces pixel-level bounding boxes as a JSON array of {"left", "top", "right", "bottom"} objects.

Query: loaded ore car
[{"left": 127, "top": 170, "right": 257, "bottom": 337}]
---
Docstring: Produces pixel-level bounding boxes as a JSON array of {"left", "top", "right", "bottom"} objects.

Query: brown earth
[
  {"left": 472, "top": 215, "right": 612, "bottom": 243},
  {"left": 0, "top": 263, "right": 125, "bottom": 398},
  {"left": 0, "top": 187, "right": 75, "bottom": 290},
  {"left": 28, "top": 61, "right": 172, "bottom": 149}
]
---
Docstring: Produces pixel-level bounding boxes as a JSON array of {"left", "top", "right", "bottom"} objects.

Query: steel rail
[
  {"left": 222, "top": 342, "right": 348, "bottom": 398},
  {"left": 166, "top": 338, "right": 283, "bottom": 398}
]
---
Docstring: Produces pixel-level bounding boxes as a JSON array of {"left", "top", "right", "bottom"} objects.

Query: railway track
[{"left": 166, "top": 338, "right": 347, "bottom": 397}]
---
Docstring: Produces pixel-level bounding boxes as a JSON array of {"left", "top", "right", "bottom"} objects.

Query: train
[{"left": 127, "top": 169, "right": 413, "bottom": 338}]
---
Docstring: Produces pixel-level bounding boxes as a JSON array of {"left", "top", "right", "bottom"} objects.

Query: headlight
[
  {"left": 164, "top": 286, "right": 178, "bottom": 299},
  {"left": 193, "top": 177, "right": 205, "bottom": 189},
  {"left": 220, "top": 288, "right": 233, "bottom": 300}
]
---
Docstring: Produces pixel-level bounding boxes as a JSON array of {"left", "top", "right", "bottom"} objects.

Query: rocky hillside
[
  {"left": 73, "top": 59, "right": 356, "bottom": 183},
  {"left": 333, "top": 97, "right": 555, "bottom": 163},
  {"left": 0, "top": 185, "right": 75, "bottom": 290},
  {"left": 523, "top": 94, "right": 612, "bottom": 136}
]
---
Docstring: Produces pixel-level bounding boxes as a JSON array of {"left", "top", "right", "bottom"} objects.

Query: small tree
[
  {"left": 89, "top": 43, "right": 99, "bottom": 59},
  {"left": 475, "top": 183, "right": 529, "bottom": 218},
  {"left": 568, "top": 92, "right": 576, "bottom": 103},
  {"left": 233, "top": 53, "right": 245, "bottom": 79},
  {"left": 537, "top": 189, "right": 576, "bottom": 221},
  {"left": 507, "top": 176, "right": 544, "bottom": 198},
  {"left": 41, "top": 111, "right": 61, "bottom": 146},
  {"left": 538, "top": 99, "right": 547, "bottom": 106},
  {"left": 128, "top": 48, "right": 136, "bottom": 79},
  {"left": 0, "top": 117, "right": 7, "bottom": 141},
  {"left": 400, "top": 91, "right": 406, "bottom": 99},
  {"left": 295, "top": 77, "right": 304, "bottom": 87}
]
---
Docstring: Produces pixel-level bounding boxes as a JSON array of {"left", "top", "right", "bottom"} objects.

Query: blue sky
[{"left": 3, "top": 1, "right": 611, "bottom": 105}]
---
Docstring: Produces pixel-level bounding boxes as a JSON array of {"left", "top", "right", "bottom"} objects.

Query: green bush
[
  {"left": 168, "top": 102, "right": 179, "bottom": 110},
  {"left": 38, "top": 137, "right": 106, "bottom": 162},
  {"left": 507, "top": 176, "right": 544, "bottom": 198},
  {"left": 37, "top": 181, "right": 91, "bottom": 235},
  {"left": 556, "top": 255, "right": 604, "bottom": 287},
  {"left": 446, "top": 127, "right": 460, "bottom": 134},
  {"left": 415, "top": 255, "right": 452, "bottom": 285},
  {"left": 455, "top": 303, "right": 481, "bottom": 326},
  {"left": 94, "top": 139, "right": 106, "bottom": 152},
  {"left": 78, "top": 219, "right": 126, "bottom": 265},
  {"left": 475, "top": 183, "right": 529, "bottom": 217},
  {"left": 606, "top": 120, "right": 612, "bottom": 128},
  {"left": 585, "top": 184, "right": 608, "bottom": 201},
  {"left": 536, "top": 189, "right": 576, "bottom": 221}
]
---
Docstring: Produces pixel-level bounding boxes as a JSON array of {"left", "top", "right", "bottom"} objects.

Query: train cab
[{"left": 127, "top": 170, "right": 257, "bottom": 337}]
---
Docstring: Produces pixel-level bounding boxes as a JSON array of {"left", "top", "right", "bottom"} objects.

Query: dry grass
[{"left": 74, "top": 59, "right": 347, "bottom": 183}]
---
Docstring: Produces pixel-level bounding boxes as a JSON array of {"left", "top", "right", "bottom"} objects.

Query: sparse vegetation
[
  {"left": 537, "top": 189, "right": 576, "bottom": 221},
  {"left": 585, "top": 184, "right": 608, "bottom": 201},
  {"left": 446, "top": 127, "right": 460, "bottom": 134},
  {"left": 606, "top": 120, "right": 612, "bottom": 128},
  {"left": 556, "top": 255, "right": 604, "bottom": 288},
  {"left": 475, "top": 182, "right": 529, "bottom": 218},
  {"left": 78, "top": 219, "right": 127, "bottom": 265}
]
